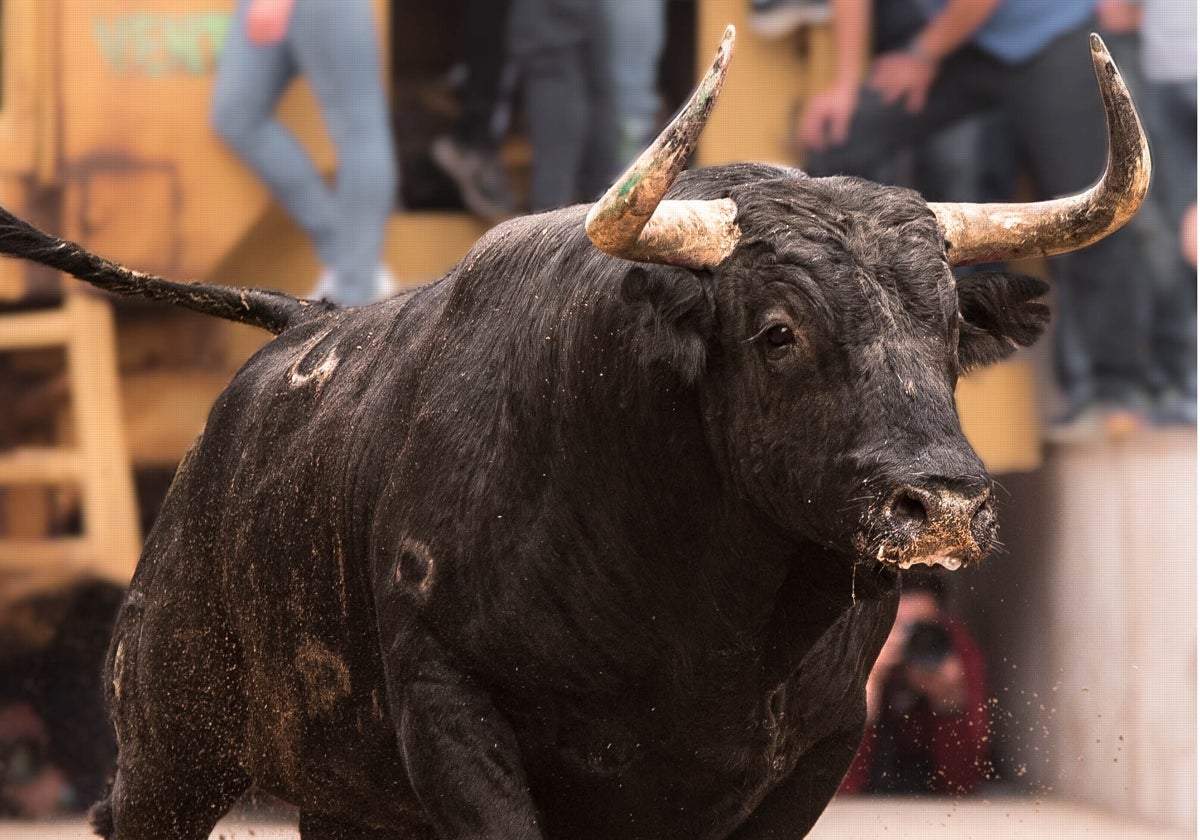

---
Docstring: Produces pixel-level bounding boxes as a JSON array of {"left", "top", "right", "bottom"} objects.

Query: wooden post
[{"left": 64, "top": 288, "right": 142, "bottom": 583}]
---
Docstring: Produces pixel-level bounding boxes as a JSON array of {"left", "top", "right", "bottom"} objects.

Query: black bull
[{"left": 0, "top": 29, "right": 1147, "bottom": 840}]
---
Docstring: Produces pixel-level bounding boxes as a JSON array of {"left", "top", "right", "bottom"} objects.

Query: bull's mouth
[
  {"left": 850, "top": 486, "right": 996, "bottom": 572},
  {"left": 886, "top": 553, "right": 965, "bottom": 572},
  {"left": 854, "top": 530, "right": 988, "bottom": 573}
]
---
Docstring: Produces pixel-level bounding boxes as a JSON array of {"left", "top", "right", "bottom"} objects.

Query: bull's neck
[{"left": 553, "top": 376, "right": 798, "bottom": 632}]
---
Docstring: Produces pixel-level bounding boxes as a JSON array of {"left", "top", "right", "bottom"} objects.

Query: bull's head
[{"left": 586, "top": 27, "right": 1149, "bottom": 572}]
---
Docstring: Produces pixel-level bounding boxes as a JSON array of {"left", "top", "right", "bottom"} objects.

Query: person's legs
[
  {"left": 913, "top": 112, "right": 1019, "bottom": 204},
  {"left": 210, "top": 0, "right": 340, "bottom": 269},
  {"left": 521, "top": 47, "right": 590, "bottom": 211},
  {"left": 430, "top": 0, "right": 517, "bottom": 223},
  {"left": 578, "top": 4, "right": 619, "bottom": 201},
  {"left": 1140, "top": 79, "right": 1198, "bottom": 416},
  {"left": 1146, "top": 82, "right": 1198, "bottom": 225},
  {"left": 999, "top": 22, "right": 1155, "bottom": 417},
  {"left": 457, "top": 0, "right": 515, "bottom": 151},
  {"left": 290, "top": 0, "right": 397, "bottom": 304},
  {"left": 804, "top": 50, "right": 989, "bottom": 179},
  {"left": 598, "top": 0, "right": 666, "bottom": 169}
]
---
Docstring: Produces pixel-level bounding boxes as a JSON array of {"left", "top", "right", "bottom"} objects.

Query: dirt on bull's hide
[{"left": 296, "top": 637, "right": 352, "bottom": 716}]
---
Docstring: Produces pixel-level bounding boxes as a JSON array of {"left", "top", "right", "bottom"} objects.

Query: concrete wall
[{"left": 961, "top": 429, "right": 1196, "bottom": 831}]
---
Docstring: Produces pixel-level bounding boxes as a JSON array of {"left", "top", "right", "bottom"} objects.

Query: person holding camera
[{"left": 839, "top": 573, "right": 991, "bottom": 795}]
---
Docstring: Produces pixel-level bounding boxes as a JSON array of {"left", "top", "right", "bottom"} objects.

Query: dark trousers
[
  {"left": 1139, "top": 77, "right": 1198, "bottom": 397},
  {"left": 456, "top": 0, "right": 513, "bottom": 151},
  {"left": 508, "top": 0, "right": 617, "bottom": 211}
]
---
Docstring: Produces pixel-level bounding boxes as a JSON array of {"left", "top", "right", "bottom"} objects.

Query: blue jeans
[{"left": 212, "top": 0, "right": 396, "bottom": 305}]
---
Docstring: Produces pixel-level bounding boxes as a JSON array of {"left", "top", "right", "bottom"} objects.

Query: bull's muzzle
[{"left": 875, "top": 481, "right": 996, "bottom": 570}]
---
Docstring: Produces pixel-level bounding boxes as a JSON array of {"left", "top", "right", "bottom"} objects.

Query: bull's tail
[{"left": 0, "top": 203, "right": 307, "bottom": 335}]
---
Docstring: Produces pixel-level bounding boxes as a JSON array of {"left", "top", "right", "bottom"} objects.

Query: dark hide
[{"left": 0, "top": 164, "right": 1048, "bottom": 839}]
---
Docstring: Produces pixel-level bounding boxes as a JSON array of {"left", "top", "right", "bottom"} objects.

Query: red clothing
[{"left": 839, "top": 615, "right": 990, "bottom": 795}]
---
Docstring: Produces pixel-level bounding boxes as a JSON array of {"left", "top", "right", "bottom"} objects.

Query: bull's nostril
[
  {"left": 888, "top": 491, "right": 929, "bottom": 530},
  {"left": 971, "top": 497, "right": 997, "bottom": 539}
]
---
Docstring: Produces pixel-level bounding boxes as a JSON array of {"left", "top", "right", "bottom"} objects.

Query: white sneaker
[
  {"left": 308, "top": 266, "right": 398, "bottom": 305},
  {"left": 376, "top": 265, "right": 398, "bottom": 300},
  {"left": 308, "top": 267, "right": 341, "bottom": 301}
]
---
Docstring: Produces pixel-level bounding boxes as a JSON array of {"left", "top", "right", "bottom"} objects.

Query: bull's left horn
[
  {"left": 931, "top": 34, "right": 1150, "bottom": 266},
  {"left": 586, "top": 26, "right": 742, "bottom": 268}
]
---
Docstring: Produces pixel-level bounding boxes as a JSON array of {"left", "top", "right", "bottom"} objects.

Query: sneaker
[
  {"left": 375, "top": 265, "right": 399, "bottom": 300},
  {"left": 749, "top": 0, "right": 832, "bottom": 38},
  {"left": 430, "top": 135, "right": 517, "bottom": 222},
  {"left": 1046, "top": 400, "right": 1146, "bottom": 445},
  {"left": 1152, "top": 389, "right": 1197, "bottom": 426},
  {"left": 308, "top": 267, "right": 341, "bottom": 302}
]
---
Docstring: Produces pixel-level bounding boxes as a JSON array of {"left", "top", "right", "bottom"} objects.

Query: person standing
[
  {"left": 1139, "top": 0, "right": 1197, "bottom": 422},
  {"left": 430, "top": 0, "right": 518, "bottom": 223},
  {"left": 839, "top": 574, "right": 991, "bottom": 795},
  {"left": 212, "top": 0, "right": 397, "bottom": 305},
  {"left": 598, "top": 0, "right": 667, "bottom": 170},
  {"left": 507, "top": 0, "right": 617, "bottom": 212}
]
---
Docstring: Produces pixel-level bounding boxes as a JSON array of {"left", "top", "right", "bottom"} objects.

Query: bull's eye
[{"left": 764, "top": 325, "right": 795, "bottom": 348}]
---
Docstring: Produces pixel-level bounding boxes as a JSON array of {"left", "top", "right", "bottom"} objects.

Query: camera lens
[
  {"left": 1, "top": 737, "right": 47, "bottom": 784},
  {"left": 903, "top": 621, "right": 951, "bottom": 669}
]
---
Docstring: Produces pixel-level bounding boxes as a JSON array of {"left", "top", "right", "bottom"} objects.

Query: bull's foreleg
[
  {"left": 727, "top": 728, "right": 863, "bottom": 839},
  {"left": 390, "top": 644, "right": 544, "bottom": 839}
]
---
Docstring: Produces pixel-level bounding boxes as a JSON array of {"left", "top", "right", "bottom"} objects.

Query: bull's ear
[
  {"left": 621, "top": 265, "right": 716, "bottom": 383},
  {"left": 956, "top": 272, "right": 1050, "bottom": 372}
]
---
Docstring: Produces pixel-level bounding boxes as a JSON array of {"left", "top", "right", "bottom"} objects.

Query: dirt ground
[{"left": 1, "top": 796, "right": 1191, "bottom": 840}]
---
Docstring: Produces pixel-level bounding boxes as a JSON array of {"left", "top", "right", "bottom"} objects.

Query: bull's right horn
[
  {"left": 586, "top": 26, "right": 742, "bottom": 269},
  {"left": 931, "top": 34, "right": 1150, "bottom": 266}
]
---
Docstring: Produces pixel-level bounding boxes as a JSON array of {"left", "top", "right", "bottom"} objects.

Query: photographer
[
  {"left": 0, "top": 578, "right": 123, "bottom": 817},
  {"left": 839, "top": 573, "right": 991, "bottom": 795}
]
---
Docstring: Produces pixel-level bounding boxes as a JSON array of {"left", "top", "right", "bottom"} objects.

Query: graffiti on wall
[{"left": 93, "top": 12, "right": 231, "bottom": 77}]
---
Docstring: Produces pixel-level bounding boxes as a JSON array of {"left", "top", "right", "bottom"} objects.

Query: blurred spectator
[
  {"left": 798, "top": 0, "right": 1159, "bottom": 439},
  {"left": 863, "top": 0, "right": 1018, "bottom": 208},
  {"left": 1137, "top": 0, "right": 1197, "bottom": 422},
  {"left": 840, "top": 573, "right": 991, "bottom": 795},
  {"left": 212, "top": 0, "right": 397, "bottom": 305},
  {"left": 0, "top": 701, "right": 70, "bottom": 818},
  {"left": 508, "top": 0, "right": 617, "bottom": 212},
  {"left": 430, "top": 0, "right": 519, "bottom": 222},
  {"left": 599, "top": 0, "right": 668, "bottom": 169},
  {"left": 0, "top": 578, "right": 123, "bottom": 817},
  {"left": 1070, "top": 0, "right": 1194, "bottom": 426}
]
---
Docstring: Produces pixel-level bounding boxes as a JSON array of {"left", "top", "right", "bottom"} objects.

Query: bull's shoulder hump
[{"left": 201, "top": 290, "right": 439, "bottom": 425}]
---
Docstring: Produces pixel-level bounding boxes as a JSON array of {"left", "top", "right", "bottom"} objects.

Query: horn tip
[{"left": 716, "top": 25, "right": 736, "bottom": 66}]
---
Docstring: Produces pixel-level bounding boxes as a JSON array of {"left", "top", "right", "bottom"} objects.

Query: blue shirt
[{"left": 915, "top": 0, "right": 1096, "bottom": 64}]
